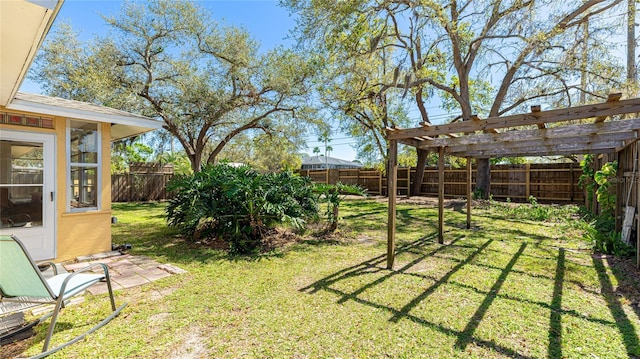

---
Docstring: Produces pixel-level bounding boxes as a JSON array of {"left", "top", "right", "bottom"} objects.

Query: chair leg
[
  {"left": 30, "top": 303, "right": 127, "bottom": 359},
  {"left": 101, "top": 264, "right": 117, "bottom": 311},
  {"left": 42, "top": 296, "right": 65, "bottom": 352},
  {"left": 40, "top": 264, "right": 119, "bottom": 353}
]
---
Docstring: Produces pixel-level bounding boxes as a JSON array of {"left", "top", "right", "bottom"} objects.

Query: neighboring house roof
[
  {"left": 0, "top": 0, "right": 63, "bottom": 107},
  {"left": 302, "top": 155, "right": 363, "bottom": 168},
  {"left": 8, "top": 92, "right": 163, "bottom": 140}
]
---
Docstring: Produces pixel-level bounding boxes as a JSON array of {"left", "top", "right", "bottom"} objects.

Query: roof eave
[
  {"left": 7, "top": 96, "right": 163, "bottom": 141},
  {"left": 0, "top": 0, "right": 64, "bottom": 107}
]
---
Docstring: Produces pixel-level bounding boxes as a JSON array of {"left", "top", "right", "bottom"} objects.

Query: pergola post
[
  {"left": 387, "top": 139, "right": 398, "bottom": 269},
  {"left": 636, "top": 142, "right": 640, "bottom": 269},
  {"left": 438, "top": 146, "right": 444, "bottom": 244},
  {"left": 466, "top": 156, "right": 472, "bottom": 229}
]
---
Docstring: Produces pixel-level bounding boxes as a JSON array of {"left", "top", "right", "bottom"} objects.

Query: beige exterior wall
[{"left": 1, "top": 107, "right": 113, "bottom": 262}]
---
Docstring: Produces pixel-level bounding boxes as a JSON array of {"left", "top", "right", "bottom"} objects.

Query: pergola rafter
[{"left": 384, "top": 94, "right": 640, "bottom": 269}]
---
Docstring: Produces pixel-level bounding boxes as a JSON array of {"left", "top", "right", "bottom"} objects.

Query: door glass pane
[{"left": 0, "top": 140, "right": 43, "bottom": 228}]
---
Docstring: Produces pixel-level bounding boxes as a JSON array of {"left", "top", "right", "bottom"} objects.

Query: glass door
[{"left": 0, "top": 131, "right": 55, "bottom": 260}]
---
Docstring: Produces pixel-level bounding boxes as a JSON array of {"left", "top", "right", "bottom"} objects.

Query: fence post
[
  {"left": 406, "top": 167, "right": 411, "bottom": 197},
  {"left": 128, "top": 173, "right": 133, "bottom": 202},
  {"left": 570, "top": 163, "right": 574, "bottom": 201},
  {"left": 525, "top": 163, "right": 531, "bottom": 199}
]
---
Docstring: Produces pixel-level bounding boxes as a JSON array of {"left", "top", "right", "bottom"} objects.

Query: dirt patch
[
  {"left": 146, "top": 312, "right": 172, "bottom": 338},
  {"left": 167, "top": 326, "right": 209, "bottom": 358},
  {"left": 262, "top": 227, "right": 303, "bottom": 251},
  {"left": 0, "top": 338, "right": 32, "bottom": 359},
  {"left": 192, "top": 221, "right": 361, "bottom": 253}
]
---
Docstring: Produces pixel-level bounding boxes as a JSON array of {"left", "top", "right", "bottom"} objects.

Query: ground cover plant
[{"left": 8, "top": 198, "right": 640, "bottom": 358}]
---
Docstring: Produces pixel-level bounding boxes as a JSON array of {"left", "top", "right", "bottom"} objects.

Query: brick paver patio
[{"left": 63, "top": 254, "right": 187, "bottom": 295}]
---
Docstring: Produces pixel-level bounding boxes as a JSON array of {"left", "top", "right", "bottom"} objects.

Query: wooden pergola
[{"left": 384, "top": 94, "right": 640, "bottom": 269}]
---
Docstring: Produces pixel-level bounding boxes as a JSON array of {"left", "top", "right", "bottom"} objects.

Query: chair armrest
[
  {"left": 69, "top": 263, "right": 109, "bottom": 276},
  {"left": 37, "top": 261, "right": 58, "bottom": 275}
]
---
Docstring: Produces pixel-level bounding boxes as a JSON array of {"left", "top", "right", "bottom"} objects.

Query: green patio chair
[{"left": 0, "top": 234, "right": 126, "bottom": 358}]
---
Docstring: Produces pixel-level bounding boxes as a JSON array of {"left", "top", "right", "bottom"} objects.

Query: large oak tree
[
  {"left": 31, "top": 0, "right": 320, "bottom": 171},
  {"left": 285, "top": 0, "right": 626, "bottom": 196}
]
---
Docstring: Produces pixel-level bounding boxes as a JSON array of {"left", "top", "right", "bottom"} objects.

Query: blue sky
[{"left": 22, "top": 0, "right": 358, "bottom": 160}]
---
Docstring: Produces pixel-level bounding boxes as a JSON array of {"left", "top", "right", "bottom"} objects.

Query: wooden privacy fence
[
  {"left": 299, "top": 163, "right": 584, "bottom": 202},
  {"left": 111, "top": 173, "right": 173, "bottom": 202},
  {"left": 112, "top": 163, "right": 584, "bottom": 202}
]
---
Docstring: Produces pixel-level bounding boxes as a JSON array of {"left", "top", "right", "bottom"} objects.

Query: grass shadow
[
  {"left": 592, "top": 255, "right": 640, "bottom": 357},
  {"left": 300, "top": 235, "right": 541, "bottom": 358},
  {"left": 548, "top": 248, "right": 565, "bottom": 359},
  {"left": 453, "top": 242, "right": 527, "bottom": 350}
]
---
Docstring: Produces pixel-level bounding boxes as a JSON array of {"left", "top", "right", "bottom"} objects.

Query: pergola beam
[
  {"left": 595, "top": 93, "right": 623, "bottom": 123},
  {"left": 388, "top": 95, "right": 639, "bottom": 140},
  {"left": 420, "top": 119, "right": 640, "bottom": 149},
  {"left": 451, "top": 140, "right": 626, "bottom": 158},
  {"left": 444, "top": 131, "right": 637, "bottom": 156}
]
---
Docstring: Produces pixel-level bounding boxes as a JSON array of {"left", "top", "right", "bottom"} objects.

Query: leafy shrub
[
  {"left": 577, "top": 156, "right": 630, "bottom": 256},
  {"left": 314, "top": 182, "right": 367, "bottom": 232},
  {"left": 579, "top": 155, "right": 618, "bottom": 215},
  {"left": 166, "top": 164, "right": 318, "bottom": 254},
  {"left": 583, "top": 214, "right": 634, "bottom": 257},
  {"left": 488, "top": 196, "right": 574, "bottom": 222},
  {"left": 579, "top": 154, "right": 596, "bottom": 206}
]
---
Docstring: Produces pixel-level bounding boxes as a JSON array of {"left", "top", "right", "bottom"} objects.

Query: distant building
[{"left": 301, "top": 155, "right": 363, "bottom": 170}]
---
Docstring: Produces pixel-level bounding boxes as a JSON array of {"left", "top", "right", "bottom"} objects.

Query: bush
[
  {"left": 314, "top": 182, "right": 367, "bottom": 232},
  {"left": 583, "top": 214, "right": 634, "bottom": 257},
  {"left": 166, "top": 164, "right": 318, "bottom": 254},
  {"left": 488, "top": 196, "right": 575, "bottom": 222}
]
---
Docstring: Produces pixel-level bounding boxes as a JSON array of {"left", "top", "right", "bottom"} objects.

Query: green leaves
[
  {"left": 594, "top": 162, "right": 617, "bottom": 185},
  {"left": 166, "top": 164, "right": 319, "bottom": 254},
  {"left": 314, "top": 182, "right": 367, "bottom": 232},
  {"left": 32, "top": 0, "right": 318, "bottom": 172}
]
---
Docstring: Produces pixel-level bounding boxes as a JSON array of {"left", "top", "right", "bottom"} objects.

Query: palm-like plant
[{"left": 166, "top": 164, "right": 318, "bottom": 254}]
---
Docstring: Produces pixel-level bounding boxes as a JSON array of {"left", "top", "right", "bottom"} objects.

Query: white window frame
[{"left": 66, "top": 119, "right": 101, "bottom": 212}]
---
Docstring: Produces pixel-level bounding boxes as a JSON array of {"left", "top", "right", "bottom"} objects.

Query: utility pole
[{"left": 324, "top": 137, "right": 328, "bottom": 169}]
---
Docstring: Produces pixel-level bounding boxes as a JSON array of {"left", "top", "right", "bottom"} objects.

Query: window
[{"left": 68, "top": 120, "right": 99, "bottom": 211}]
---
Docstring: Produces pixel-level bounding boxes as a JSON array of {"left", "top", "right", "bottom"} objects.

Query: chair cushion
[{"left": 46, "top": 273, "right": 105, "bottom": 299}]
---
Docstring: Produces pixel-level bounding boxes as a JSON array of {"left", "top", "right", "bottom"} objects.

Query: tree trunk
[
  {"left": 189, "top": 151, "right": 202, "bottom": 173},
  {"left": 476, "top": 158, "right": 491, "bottom": 199},
  {"left": 330, "top": 204, "right": 339, "bottom": 232},
  {"left": 628, "top": 0, "right": 637, "bottom": 86},
  {"left": 411, "top": 149, "right": 429, "bottom": 196}
]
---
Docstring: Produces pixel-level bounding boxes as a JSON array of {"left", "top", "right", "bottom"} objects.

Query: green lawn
[{"left": 13, "top": 198, "right": 640, "bottom": 358}]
